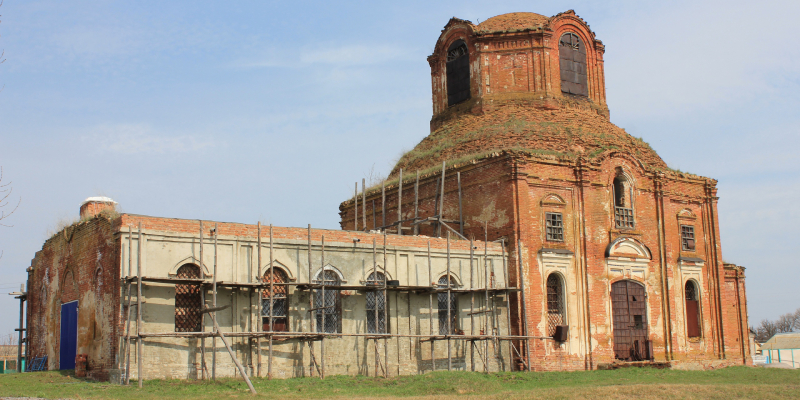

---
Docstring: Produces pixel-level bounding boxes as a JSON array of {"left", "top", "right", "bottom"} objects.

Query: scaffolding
[{"left": 120, "top": 163, "right": 540, "bottom": 391}]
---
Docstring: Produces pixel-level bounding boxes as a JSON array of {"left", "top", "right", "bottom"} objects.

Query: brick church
[
  {"left": 21, "top": 11, "right": 750, "bottom": 381},
  {"left": 338, "top": 11, "right": 751, "bottom": 370}
]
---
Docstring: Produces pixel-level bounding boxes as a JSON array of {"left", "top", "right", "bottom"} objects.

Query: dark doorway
[
  {"left": 60, "top": 301, "right": 78, "bottom": 370},
  {"left": 611, "top": 280, "right": 649, "bottom": 361}
]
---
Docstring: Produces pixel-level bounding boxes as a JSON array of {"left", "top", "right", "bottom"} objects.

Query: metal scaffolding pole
[
  {"left": 446, "top": 231, "right": 452, "bottom": 371},
  {"left": 257, "top": 222, "right": 262, "bottom": 377},
  {"left": 137, "top": 222, "right": 144, "bottom": 387},
  {"left": 268, "top": 224, "right": 274, "bottom": 379},
  {"left": 212, "top": 223, "right": 218, "bottom": 380}
]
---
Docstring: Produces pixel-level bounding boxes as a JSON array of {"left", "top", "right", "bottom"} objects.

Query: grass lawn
[{"left": 0, "top": 367, "right": 797, "bottom": 399}]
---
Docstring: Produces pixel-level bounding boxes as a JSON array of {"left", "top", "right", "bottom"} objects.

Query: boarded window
[
  {"left": 681, "top": 225, "right": 696, "bottom": 251},
  {"left": 546, "top": 274, "right": 566, "bottom": 336},
  {"left": 175, "top": 264, "right": 202, "bottom": 332},
  {"left": 366, "top": 271, "right": 388, "bottom": 334},
  {"left": 262, "top": 268, "right": 289, "bottom": 332},
  {"left": 559, "top": 32, "right": 588, "bottom": 96},
  {"left": 685, "top": 281, "right": 701, "bottom": 338},
  {"left": 446, "top": 40, "right": 470, "bottom": 106},
  {"left": 314, "top": 270, "right": 341, "bottom": 333},
  {"left": 545, "top": 212, "right": 564, "bottom": 242},
  {"left": 437, "top": 275, "right": 458, "bottom": 334}
]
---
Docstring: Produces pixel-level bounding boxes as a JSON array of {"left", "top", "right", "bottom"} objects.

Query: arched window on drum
[
  {"left": 446, "top": 39, "right": 470, "bottom": 106},
  {"left": 366, "top": 271, "right": 388, "bottom": 334},
  {"left": 175, "top": 264, "right": 202, "bottom": 332},
  {"left": 559, "top": 32, "right": 588, "bottom": 96},
  {"left": 262, "top": 267, "right": 289, "bottom": 332}
]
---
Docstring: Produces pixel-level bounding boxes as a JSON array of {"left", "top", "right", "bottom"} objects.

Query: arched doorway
[{"left": 611, "top": 280, "right": 649, "bottom": 361}]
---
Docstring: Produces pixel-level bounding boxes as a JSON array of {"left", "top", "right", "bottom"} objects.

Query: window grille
[
  {"left": 546, "top": 274, "right": 565, "bottom": 336},
  {"left": 262, "top": 268, "right": 289, "bottom": 332},
  {"left": 366, "top": 271, "right": 388, "bottom": 334},
  {"left": 437, "top": 275, "right": 458, "bottom": 335},
  {"left": 545, "top": 212, "right": 564, "bottom": 242},
  {"left": 615, "top": 207, "right": 635, "bottom": 229},
  {"left": 613, "top": 174, "right": 635, "bottom": 229},
  {"left": 175, "top": 264, "right": 202, "bottom": 332},
  {"left": 313, "top": 270, "right": 341, "bottom": 333},
  {"left": 681, "top": 225, "right": 696, "bottom": 251}
]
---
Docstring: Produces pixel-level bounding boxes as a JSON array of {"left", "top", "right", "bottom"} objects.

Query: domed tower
[
  {"left": 340, "top": 11, "right": 749, "bottom": 371},
  {"left": 391, "top": 11, "right": 667, "bottom": 176},
  {"left": 428, "top": 11, "right": 607, "bottom": 129}
]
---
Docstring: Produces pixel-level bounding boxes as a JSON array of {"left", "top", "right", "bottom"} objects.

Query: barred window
[
  {"left": 681, "top": 225, "right": 695, "bottom": 251},
  {"left": 175, "top": 264, "right": 202, "bottom": 332},
  {"left": 314, "top": 270, "right": 341, "bottom": 333},
  {"left": 437, "top": 275, "right": 458, "bottom": 335},
  {"left": 545, "top": 212, "right": 564, "bottom": 242},
  {"left": 546, "top": 273, "right": 566, "bottom": 336},
  {"left": 366, "top": 271, "right": 388, "bottom": 334},
  {"left": 262, "top": 268, "right": 289, "bottom": 332},
  {"left": 613, "top": 171, "right": 635, "bottom": 229}
]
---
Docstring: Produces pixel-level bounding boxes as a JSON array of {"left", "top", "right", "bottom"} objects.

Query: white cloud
[{"left": 81, "top": 124, "right": 216, "bottom": 154}]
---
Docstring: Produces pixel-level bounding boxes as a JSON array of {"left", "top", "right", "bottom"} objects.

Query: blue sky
[{"left": 0, "top": 0, "right": 798, "bottom": 336}]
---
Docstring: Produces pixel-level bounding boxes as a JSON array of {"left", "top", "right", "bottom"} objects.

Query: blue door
[{"left": 60, "top": 301, "right": 78, "bottom": 370}]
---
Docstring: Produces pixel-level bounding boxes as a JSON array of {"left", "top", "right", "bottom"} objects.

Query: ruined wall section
[{"left": 27, "top": 214, "right": 120, "bottom": 380}]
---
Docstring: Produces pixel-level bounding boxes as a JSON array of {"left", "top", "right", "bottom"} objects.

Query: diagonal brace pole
[{"left": 204, "top": 306, "right": 257, "bottom": 394}]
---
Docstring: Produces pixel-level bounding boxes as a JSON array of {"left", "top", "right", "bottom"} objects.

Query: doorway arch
[{"left": 611, "top": 280, "right": 649, "bottom": 360}]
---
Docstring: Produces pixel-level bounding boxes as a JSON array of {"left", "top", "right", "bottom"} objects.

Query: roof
[
  {"left": 761, "top": 332, "right": 800, "bottom": 350},
  {"left": 390, "top": 105, "right": 668, "bottom": 176},
  {"left": 476, "top": 12, "right": 549, "bottom": 34}
]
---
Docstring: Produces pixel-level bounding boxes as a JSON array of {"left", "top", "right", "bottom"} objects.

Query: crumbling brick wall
[{"left": 27, "top": 214, "right": 121, "bottom": 380}]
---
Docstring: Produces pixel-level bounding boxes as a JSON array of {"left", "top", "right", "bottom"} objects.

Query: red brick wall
[
  {"left": 339, "top": 152, "right": 748, "bottom": 370},
  {"left": 27, "top": 215, "right": 120, "bottom": 379}
]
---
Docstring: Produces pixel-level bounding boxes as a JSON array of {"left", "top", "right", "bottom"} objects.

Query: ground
[{"left": 0, "top": 367, "right": 797, "bottom": 399}]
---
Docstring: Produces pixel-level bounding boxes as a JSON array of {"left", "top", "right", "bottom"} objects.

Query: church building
[{"left": 21, "top": 11, "right": 751, "bottom": 382}]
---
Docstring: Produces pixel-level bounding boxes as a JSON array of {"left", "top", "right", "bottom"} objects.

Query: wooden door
[{"left": 612, "top": 280, "right": 649, "bottom": 361}]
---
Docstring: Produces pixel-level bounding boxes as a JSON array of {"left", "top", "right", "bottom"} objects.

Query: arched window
[
  {"left": 685, "top": 281, "right": 701, "bottom": 338},
  {"left": 314, "top": 270, "right": 341, "bottom": 333},
  {"left": 437, "top": 275, "right": 458, "bottom": 334},
  {"left": 559, "top": 32, "right": 588, "bottom": 96},
  {"left": 262, "top": 268, "right": 289, "bottom": 332},
  {"left": 175, "top": 264, "right": 202, "bottom": 332},
  {"left": 546, "top": 273, "right": 566, "bottom": 336},
  {"left": 366, "top": 271, "right": 388, "bottom": 334},
  {"left": 446, "top": 39, "right": 470, "bottom": 106},
  {"left": 613, "top": 170, "right": 635, "bottom": 229}
]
